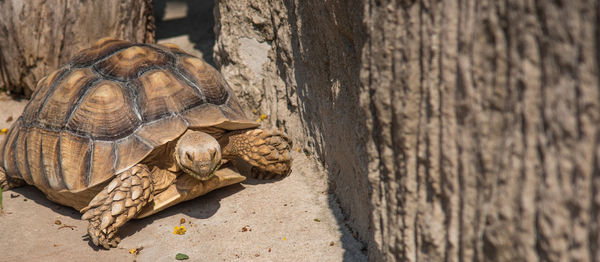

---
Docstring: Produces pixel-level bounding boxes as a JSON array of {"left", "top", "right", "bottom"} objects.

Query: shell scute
[
  {"left": 21, "top": 68, "right": 69, "bottom": 124},
  {"left": 59, "top": 131, "right": 91, "bottom": 190},
  {"left": 89, "top": 140, "right": 116, "bottom": 187},
  {"left": 134, "top": 116, "right": 188, "bottom": 147},
  {"left": 37, "top": 68, "right": 97, "bottom": 129},
  {"left": 39, "top": 128, "right": 64, "bottom": 190},
  {"left": 15, "top": 126, "right": 33, "bottom": 184},
  {"left": 176, "top": 57, "right": 229, "bottom": 105},
  {"left": 71, "top": 38, "right": 134, "bottom": 68},
  {"left": 136, "top": 69, "right": 203, "bottom": 121},
  {"left": 25, "top": 127, "right": 48, "bottom": 189},
  {"left": 114, "top": 134, "right": 153, "bottom": 174},
  {"left": 94, "top": 45, "right": 172, "bottom": 81},
  {"left": 66, "top": 80, "right": 141, "bottom": 140}
]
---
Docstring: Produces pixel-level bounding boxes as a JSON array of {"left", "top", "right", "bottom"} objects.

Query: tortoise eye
[{"left": 186, "top": 152, "right": 194, "bottom": 161}]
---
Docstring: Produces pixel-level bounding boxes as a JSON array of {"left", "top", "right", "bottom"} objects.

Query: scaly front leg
[
  {"left": 81, "top": 164, "right": 154, "bottom": 249},
  {"left": 221, "top": 129, "right": 292, "bottom": 179}
]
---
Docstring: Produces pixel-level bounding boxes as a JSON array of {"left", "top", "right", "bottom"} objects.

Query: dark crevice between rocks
[{"left": 153, "top": 0, "right": 215, "bottom": 66}]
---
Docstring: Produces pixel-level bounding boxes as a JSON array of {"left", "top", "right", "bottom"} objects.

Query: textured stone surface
[
  {"left": 214, "top": 1, "right": 371, "bottom": 252},
  {"left": 0, "top": 0, "right": 154, "bottom": 96},
  {"left": 215, "top": 0, "right": 600, "bottom": 261}
]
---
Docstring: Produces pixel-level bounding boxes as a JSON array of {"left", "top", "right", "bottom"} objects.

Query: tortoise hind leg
[
  {"left": 0, "top": 167, "right": 26, "bottom": 190},
  {"left": 81, "top": 164, "right": 154, "bottom": 249},
  {"left": 221, "top": 129, "right": 292, "bottom": 179}
]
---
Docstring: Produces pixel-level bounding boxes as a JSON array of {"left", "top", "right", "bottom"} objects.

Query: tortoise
[{"left": 0, "top": 38, "right": 292, "bottom": 249}]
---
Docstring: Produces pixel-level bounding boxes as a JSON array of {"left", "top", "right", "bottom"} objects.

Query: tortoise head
[{"left": 174, "top": 130, "right": 222, "bottom": 180}]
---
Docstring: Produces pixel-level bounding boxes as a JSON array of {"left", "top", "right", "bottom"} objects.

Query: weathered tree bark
[
  {"left": 215, "top": 0, "right": 600, "bottom": 261},
  {"left": 364, "top": 1, "right": 599, "bottom": 261},
  {"left": 0, "top": 0, "right": 154, "bottom": 97}
]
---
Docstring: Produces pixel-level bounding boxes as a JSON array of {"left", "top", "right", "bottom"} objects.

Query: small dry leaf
[
  {"left": 6, "top": 116, "right": 13, "bottom": 122},
  {"left": 313, "top": 218, "right": 320, "bottom": 222},
  {"left": 268, "top": 248, "right": 272, "bottom": 253},
  {"left": 242, "top": 227, "right": 248, "bottom": 232},
  {"left": 180, "top": 218, "right": 186, "bottom": 224},
  {"left": 54, "top": 220, "right": 62, "bottom": 225},
  {"left": 58, "top": 224, "right": 76, "bottom": 230},
  {"left": 329, "top": 241, "right": 335, "bottom": 246}
]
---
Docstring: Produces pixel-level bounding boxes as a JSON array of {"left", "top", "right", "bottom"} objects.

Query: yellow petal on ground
[
  {"left": 0, "top": 128, "right": 7, "bottom": 134},
  {"left": 173, "top": 225, "right": 187, "bottom": 235}
]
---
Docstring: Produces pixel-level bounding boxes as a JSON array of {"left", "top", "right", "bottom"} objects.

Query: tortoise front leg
[
  {"left": 221, "top": 129, "right": 292, "bottom": 179},
  {"left": 81, "top": 164, "right": 154, "bottom": 249}
]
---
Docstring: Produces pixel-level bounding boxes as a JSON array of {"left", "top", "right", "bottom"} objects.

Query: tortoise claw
[{"left": 87, "top": 220, "right": 120, "bottom": 249}]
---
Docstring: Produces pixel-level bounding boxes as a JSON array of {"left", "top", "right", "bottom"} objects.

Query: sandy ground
[{"left": 0, "top": 93, "right": 366, "bottom": 261}]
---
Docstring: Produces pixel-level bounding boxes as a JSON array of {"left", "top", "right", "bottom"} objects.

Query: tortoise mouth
[
  {"left": 189, "top": 171, "right": 215, "bottom": 181},
  {"left": 184, "top": 162, "right": 221, "bottom": 181}
]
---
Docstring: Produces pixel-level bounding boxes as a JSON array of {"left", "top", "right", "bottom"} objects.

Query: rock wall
[
  {"left": 0, "top": 0, "right": 154, "bottom": 96},
  {"left": 213, "top": 0, "right": 371, "bottom": 249},
  {"left": 217, "top": 0, "right": 600, "bottom": 261}
]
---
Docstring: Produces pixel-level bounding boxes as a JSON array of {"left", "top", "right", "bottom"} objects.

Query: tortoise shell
[{"left": 0, "top": 38, "right": 257, "bottom": 194}]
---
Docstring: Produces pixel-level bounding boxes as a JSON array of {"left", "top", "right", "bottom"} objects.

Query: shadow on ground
[{"left": 118, "top": 183, "right": 245, "bottom": 239}]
